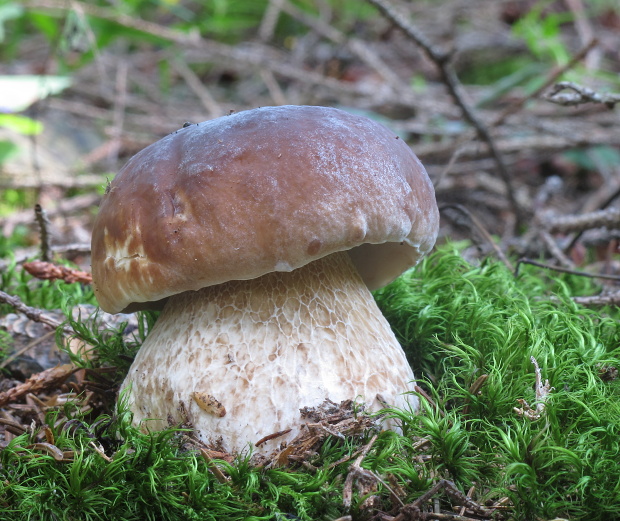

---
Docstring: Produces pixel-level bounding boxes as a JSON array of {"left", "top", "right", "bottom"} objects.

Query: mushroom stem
[{"left": 121, "top": 251, "right": 416, "bottom": 455}]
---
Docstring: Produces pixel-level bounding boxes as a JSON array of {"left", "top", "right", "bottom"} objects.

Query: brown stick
[
  {"left": 366, "top": 0, "right": 522, "bottom": 224},
  {"left": 0, "top": 364, "right": 76, "bottom": 407},
  {"left": 440, "top": 204, "right": 514, "bottom": 271},
  {"left": 34, "top": 204, "right": 52, "bottom": 262},
  {"left": 255, "top": 428, "right": 292, "bottom": 447},
  {"left": 493, "top": 38, "right": 598, "bottom": 126},
  {"left": 515, "top": 258, "right": 620, "bottom": 282},
  {"left": 23, "top": 261, "right": 93, "bottom": 285},
  {"left": 0, "top": 289, "right": 74, "bottom": 335}
]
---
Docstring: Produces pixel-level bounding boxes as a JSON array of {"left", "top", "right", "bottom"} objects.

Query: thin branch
[
  {"left": 365, "top": 0, "right": 522, "bottom": 224},
  {"left": 440, "top": 204, "right": 514, "bottom": 271},
  {"left": 23, "top": 261, "right": 93, "bottom": 285},
  {"left": 34, "top": 204, "right": 52, "bottom": 262},
  {"left": 171, "top": 58, "right": 222, "bottom": 117},
  {"left": 108, "top": 58, "right": 128, "bottom": 166},
  {"left": 278, "top": 0, "right": 408, "bottom": 93},
  {"left": 0, "top": 364, "right": 77, "bottom": 407},
  {"left": 259, "top": 0, "right": 284, "bottom": 42},
  {"left": 0, "top": 330, "right": 56, "bottom": 370},
  {"left": 545, "top": 81, "right": 620, "bottom": 108},
  {"left": 0, "top": 289, "right": 74, "bottom": 335},
  {"left": 259, "top": 69, "right": 288, "bottom": 106},
  {"left": 23, "top": 0, "right": 198, "bottom": 45},
  {"left": 515, "top": 258, "right": 620, "bottom": 282},
  {"left": 545, "top": 207, "right": 620, "bottom": 234},
  {"left": 564, "top": 182, "right": 620, "bottom": 255},
  {"left": 492, "top": 38, "right": 598, "bottom": 126},
  {"left": 572, "top": 292, "right": 620, "bottom": 307},
  {"left": 538, "top": 230, "right": 575, "bottom": 269}
]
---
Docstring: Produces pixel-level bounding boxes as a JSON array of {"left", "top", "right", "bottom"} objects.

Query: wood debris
[
  {"left": 514, "top": 356, "right": 553, "bottom": 421},
  {"left": 0, "top": 364, "right": 77, "bottom": 407},
  {"left": 270, "top": 399, "right": 380, "bottom": 467},
  {"left": 23, "top": 260, "right": 93, "bottom": 285}
]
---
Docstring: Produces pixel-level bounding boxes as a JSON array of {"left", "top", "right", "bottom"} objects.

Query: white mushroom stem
[{"left": 121, "top": 251, "right": 417, "bottom": 455}]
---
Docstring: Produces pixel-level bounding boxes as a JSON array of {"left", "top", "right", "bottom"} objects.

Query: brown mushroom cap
[{"left": 91, "top": 105, "right": 439, "bottom": 314}]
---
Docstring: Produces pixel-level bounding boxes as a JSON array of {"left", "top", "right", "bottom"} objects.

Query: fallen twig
[
  {"left": 572, "top": 292, "right": 620, "bottom": 307},
  {"left": 34, "top": 204, "right": 52, "bottom": 262},
  {"left": 0, "top": 330, "right": 56, "bottom": 370},
  {"left": 199, "top": 448, "right": 230, "bottom": 484},
  {"left": 515, "top": 257, "right": 620, "bottom": 282},
  {"left": 23, "top": 260, "right": 93, "bottom": 285},
  {"left": 0, "top": 290, "right": 74, "bottom": 335},
  {"left": 342, "top": 434, "right": 399, "bottom": 512},
  {"left": 0, "top": 364, "right": 76, "bottom": 407},
  {"left": 389, "top": 479, "right": 493, "bottom": 520},
  {"left": 514, "top": 356, "right": 553, "bottom": 421},
  {"left": 538, "top": 230, "right": 575, "bottom": 269},
  {"left": 366, "top": 0, "right": 522, "bottom": 224},
  {"left": 493, "top": 38, "right": 598, "bottom": 126},
  {"left": 545, "top": 81, "right": 620, "bottom": 108},
  {"left": 440, "top": 204, "right": 514, "bottom": 271}
]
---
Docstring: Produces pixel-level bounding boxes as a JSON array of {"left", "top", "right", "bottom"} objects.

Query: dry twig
[
  {"left": 389, "top": 479, "right": 492, "bottom": 520},
  {"left": 0, "top": 290, "right": 74, "bottom": 335},
  {"left": 23, "top": 260, "right": 93, "bottom": 285},
  {"left": 514, "top": 356, "right": 553, "bottom": 421},
  {"left": 516, "top": 258, "right": 620, "bottom": 282},
  {"left": 440, "top": 204, "right": 514, "bottom": 271},
  {"left": 0, "top": 364, "right": 76, "bottom": 407},
  {"left": 492, "top": 38, "right": 598, "bottom": 126},
  {"left": 34, "top": 204, "right": 52, "bottom": 262},
  {"left": 544, "top": 207, "right": 620, "bottom": 234},
  {"left": 545, "top": 81, "right": 620, "bottom": 108},
  {"left": 572, "top": 292, "right": 620, "bottom": 307},
  {"left": 365, "top": 0, "right": 522, "bottom": 223}
]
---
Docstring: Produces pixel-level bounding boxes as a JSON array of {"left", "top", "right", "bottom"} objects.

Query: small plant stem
[
  {"left": 515, "top": 258, "right": 620, "bottom": 282},
  {"left": 199, "top": 448, "right": 230, "bottom": 484},
  {"left": 34, "top": 204, "right": 52, "bottom": 262},
  {"left": 440, "top": 204, "right": 514, "bottom": 271}
]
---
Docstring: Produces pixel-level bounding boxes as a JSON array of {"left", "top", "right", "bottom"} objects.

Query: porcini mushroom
[{"left": 91, "top": 105, "right": 439, "bottom": 455}]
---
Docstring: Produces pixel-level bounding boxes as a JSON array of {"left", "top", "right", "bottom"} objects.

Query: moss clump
[
  {"left": 2, "top": 249, "right": 620, "bottom": 520},
  {"left": 375, "top": 249, "right": 620, "bottom": 520}
]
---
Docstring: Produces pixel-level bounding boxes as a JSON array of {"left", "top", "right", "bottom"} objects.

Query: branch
[
  {"left": 365, "top": 0, "right": 522, "bottom": 223},
  {"left": 515, "top": 258, "right": 620, "bottom": 282},
  {"left": 22, "top": 261, "right": 93, "bottom": 285},
  {"left": 572, "top": 292, "right": 620, "bottom": 307},
  {"left": 0, "top": 289, "right": 74, "bottom": 335},
  {"left": 493, "top": 38, "right": 598, "bottom": 126},
  {"left": 544, "top": 207, "right": 620, "bottom": 234},
  {"left": 34, "top": 204, "right": 52, "bottom": 262},
  {"left": 440, "top": 204, "right": 514, "bottom": 271},
  {"left": 545, "top": 81, "right": 620, "bottom": 108}
]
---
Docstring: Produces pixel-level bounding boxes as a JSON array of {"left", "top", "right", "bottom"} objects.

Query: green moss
[
  {"left": 374, "top": 248, "right": 620, "bottom": 519},
  {"left": 3, "top": 249, "right": 620, "bottom": 520}
]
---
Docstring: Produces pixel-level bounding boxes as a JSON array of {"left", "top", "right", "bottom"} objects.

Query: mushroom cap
[{"left": 91, "top": 105, "right": 439, "bottom": 314}]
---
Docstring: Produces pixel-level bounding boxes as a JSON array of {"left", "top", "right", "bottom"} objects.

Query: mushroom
[{"left": 91, "top": 105, "right": 439, "bottom": 455}]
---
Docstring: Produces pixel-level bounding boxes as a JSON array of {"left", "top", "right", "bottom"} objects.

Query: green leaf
[
  {"left": 0, "top": 113, "right": 43, "bottom": 135},
  {"left": 0, "top": 138, "right": 18, "bottom": 163},
  {"left": 0, "top": 75, "right": 71, "bottom": 112}
]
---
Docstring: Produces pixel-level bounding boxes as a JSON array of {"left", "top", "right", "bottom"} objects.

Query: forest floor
[{"left": 1, "top": 1, "right": 620, "bottom": 519}]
